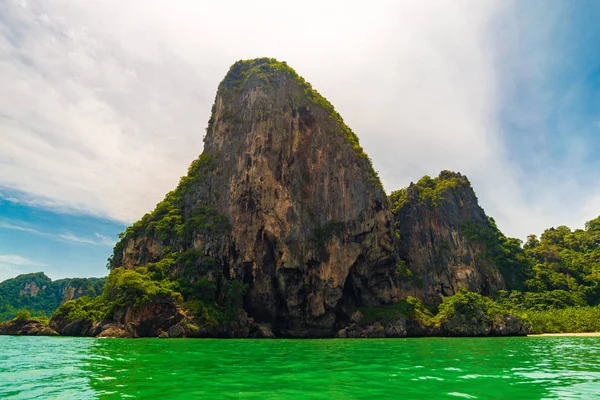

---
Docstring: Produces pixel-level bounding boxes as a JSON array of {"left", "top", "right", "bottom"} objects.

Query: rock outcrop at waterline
[
  {"left": 0, "top": 318, "right": 58, "bottom": 336},
  {"left": 48, "top": 58, "right": 526, "bottom": 338}
]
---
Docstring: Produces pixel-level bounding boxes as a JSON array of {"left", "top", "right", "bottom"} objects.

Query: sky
[{"left": 1, "top": 0, "right": 600, "bottom": 281}]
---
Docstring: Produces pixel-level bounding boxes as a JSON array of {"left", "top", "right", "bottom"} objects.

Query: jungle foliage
[
  {"left": 0, "top": 273, "right": 105, "bottom": 321},
  {"left": 53, "top": 249, "right": 247, "bottom": 329}
]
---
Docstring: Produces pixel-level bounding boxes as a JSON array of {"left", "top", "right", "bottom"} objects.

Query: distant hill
[{"left": 0, "top": 272, "right": 106, "bottom": 321}]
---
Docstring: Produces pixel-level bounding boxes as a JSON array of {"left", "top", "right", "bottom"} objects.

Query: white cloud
[
  {"left": 0, "top": 220, "right": 114, "bottom": 246},
  {"left": 0, "top": 254, "right": 45, "bottom": 267},
  {"left": 94, "top": 233, "right": 115, "bottom": 247},
  {"left": 57, "top": 232, "right": 99, "bottom": 245},
  {"left": 0, "top": 221, "right": 41, "bottom": 235},
  {"left": 0, "top": 0, "right": 598, "bottom": 241},
  {"left": 0, "top": 254, "right": 46, "bottom": 281}
]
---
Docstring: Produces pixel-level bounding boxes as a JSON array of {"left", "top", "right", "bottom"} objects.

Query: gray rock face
[
  {"left": 97, "top": 325, "right": 132, "bottom": 338},
  {"left": 50, "top": 303, "right": 183, "bottom": 338},
  {"left": 384, "top": 315, "right": 408, "bottom": 337},
  {"left": 491, "top": 315, "right": 530, "bottom": 336},
  {"left": 254, "top": 324, "right": 275, "bottom": 339},
  {"left": 336, "top": 312, "right": 407, "bottom": 338},
  {"left": 439, "top": 312, "right": 528, "bottom": 337},
  {"left": 0, "top": 319, "right": 59, "bottom": 336},
  {"left": 167, "top": 324, "right": 184, "bottom": 339},
  {"left": 390, "top": 171, "right": 505, "bottom": 304}
]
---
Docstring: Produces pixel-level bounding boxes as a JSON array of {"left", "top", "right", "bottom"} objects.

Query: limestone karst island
[
  {"left": 4, "top": 0, "right": 600, "bottom": 396},
  {"left": 3, "top": 59, "right": 600, "bottom": 341}
]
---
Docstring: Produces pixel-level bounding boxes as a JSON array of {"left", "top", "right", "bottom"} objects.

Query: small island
[{"left": 2, "top": 58, "right": 599, "bottom": 339}]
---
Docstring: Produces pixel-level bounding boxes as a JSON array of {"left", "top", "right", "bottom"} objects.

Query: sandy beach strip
[{"left": 528, "top": 332, "right": 600, "bottom": 337}]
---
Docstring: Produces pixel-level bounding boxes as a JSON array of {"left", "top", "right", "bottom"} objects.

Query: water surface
[{"left": 1, "top": 336, "right": 599, "bottom": 399}]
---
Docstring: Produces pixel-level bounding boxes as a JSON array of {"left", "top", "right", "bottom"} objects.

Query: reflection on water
[{"left": 1, "top": 336, "right": 600, "bottom": 399}]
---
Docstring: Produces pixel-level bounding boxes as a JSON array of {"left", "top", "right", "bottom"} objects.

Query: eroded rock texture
[
  {"left": 390, "top": 171, "right": 505, "bottom": 304},
  {"left": 108, "top": 58, "right": 397, "bottom": 337}
]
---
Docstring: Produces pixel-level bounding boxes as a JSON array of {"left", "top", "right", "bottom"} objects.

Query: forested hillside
[{"left": 0, "top": 272, "right": 105, "bottom": 321}]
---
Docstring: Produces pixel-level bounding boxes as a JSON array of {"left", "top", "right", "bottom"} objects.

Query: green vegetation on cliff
[
  {"left": 52, "top": 296, "right": 106, "bottom": 325},
  {"left": 359, "top": 296, "right": 435, "bottom": 327},
  {"left": 495, "top": 289, "right": 587, "bottom": 311},
  {"left": 434, "top": 289, "right": 518, "bottom": 328},
  {"left": 109, "top": 153, "right": 230, "bottom": 269},
  {"left": 0, "top": 273, "right": 105, "bottom": 321},
  {"left": 53, "top": 265, "right": 184, "bottom": 324},
  {"left": 390, "top": 170, "right": 470, "bottom": 211},
  {"left": 460, "top": 218, "right": 532, "bottom": 290},
  {"left": 359, "top": 290, "right": 527, "bottom": 335},
  {"left": 58, "top": 250, "right": 247, "bottom": 330},
  {"left": 358, "top": 289, "right": 600, "bottom": 336}
]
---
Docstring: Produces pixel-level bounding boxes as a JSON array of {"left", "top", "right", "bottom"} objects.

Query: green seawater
[{"left": 1, "top": 336, "right": 599, "bottom": 399}]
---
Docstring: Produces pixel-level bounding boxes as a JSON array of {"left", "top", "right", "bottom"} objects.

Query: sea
[{"left": 1, "top": 336, "right": 599, "bottom": 399}]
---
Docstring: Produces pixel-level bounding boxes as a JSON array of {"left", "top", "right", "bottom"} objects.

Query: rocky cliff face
[
  {"left": 390, "top": 171, "right": 506, "bottom": 304},
  {"left": 106, "top": 58, "right": 397, "bottom": 337}
]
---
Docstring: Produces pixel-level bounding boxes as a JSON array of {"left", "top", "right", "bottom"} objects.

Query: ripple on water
[
  {"left": 448, "top": 392, "right": 477, "bottom": 399},
  {"left": 1, "top": 336, "right": 600, "bottom": 399}
]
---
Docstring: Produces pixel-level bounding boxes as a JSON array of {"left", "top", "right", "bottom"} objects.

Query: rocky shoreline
[
  {"left": 0, "top": 319, "right": 58, "bottom": 337},
  {"left": 1, "top": 297, "right": 529, "bottom": 339}
]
